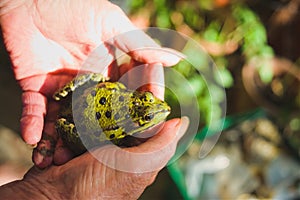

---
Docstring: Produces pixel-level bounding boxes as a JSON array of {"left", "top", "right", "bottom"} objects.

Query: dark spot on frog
[
  {"left": 136, "top": 106, "right": 143, "bottom": 111},
  {"left": 121, "top": 106, "right": 127, "bottom": 112},
  {"left": 95, "top": 112, "right": 101, "bottom": 120},
  {"left": 105, "top": 111, "right": 111, "bottom": 118},
  {"left": 99, "top": 97, "right": 106, "bottom": 105},
  {"left": 109, "top": 133, "right": 115, "bottom": 139},
  {"left": 90, "top": 90, "right": 96, "bottom": 96},
  {"left": 114, "top": 113, "right": 120, "bottom": 120},
  {"left": 144, "top": 113, "right": 154, "bottom": 121},
  {"left": 133, "top": 101, "right": 140, "bottom": 106},
  {"left": 119, "top": 95, "right": 124, "bottom": 102},
  {"left": 125, "top": 114, "right": 130, "bottom": 119}
]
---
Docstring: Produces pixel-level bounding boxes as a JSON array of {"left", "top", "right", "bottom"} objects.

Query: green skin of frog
[{"left": 53, "top": 73, "right": 171, "bottom": 155}]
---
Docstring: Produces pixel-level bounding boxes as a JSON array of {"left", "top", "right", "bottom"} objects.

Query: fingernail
[
  {"left": 176, "top": 116, "right": 189, "bottom": 138},
  {"left": 27, "top": 143, "right": 37, "bottom": 148}
]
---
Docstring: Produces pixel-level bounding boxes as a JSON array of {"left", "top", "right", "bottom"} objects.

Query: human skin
[
  {"left": 0, "top": 117, "right": 188, "bottom": 199},
  {"left": 0, "top": 0, "right": 183, "bottom": 167},
  {"left": 0, "top": 0, "right": 188, "bottom": 199}
]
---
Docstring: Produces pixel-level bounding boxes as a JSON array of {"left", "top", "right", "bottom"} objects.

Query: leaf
[
  {"left": 215, "top": 68, "right": 234, "bottom": 88},
  {"left": 156, "top": 10, "right": 171, "bottom": 28},
  {"left": 182, "top": 39, "right": 209, "bottom": 72},
  {"left": 258, "top": 64, "right": 273, "bottom": 83},
  {"left": 189, "top": 76, "right": 206, "bottom": 96}
]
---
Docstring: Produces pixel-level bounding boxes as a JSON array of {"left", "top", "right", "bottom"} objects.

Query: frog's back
[
  {"left": 72, "top": 82, "right": 136, "bottom": 141},
  {"left": 55, "top": 75, "right": 171, "bottom": 155}
]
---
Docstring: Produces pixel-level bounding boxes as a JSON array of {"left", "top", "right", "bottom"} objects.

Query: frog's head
[{"left": 131, "top": 91, "right": 171, "bottom": 129}]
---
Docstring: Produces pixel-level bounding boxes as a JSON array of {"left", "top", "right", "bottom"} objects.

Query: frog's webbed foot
[
  {"left": 53, "top": 73, "right": 109, "bottom": 101},
  {"left": 55, "top": 118, "right": 86, "bottom": 155}
]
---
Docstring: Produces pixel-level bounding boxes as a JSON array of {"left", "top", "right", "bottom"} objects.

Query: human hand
[
  {"left": 0, "top": 117, "right": 188, "bottom": 200},
  {"left": 0, "top": 0, "right": 182, "bottom": 167}
]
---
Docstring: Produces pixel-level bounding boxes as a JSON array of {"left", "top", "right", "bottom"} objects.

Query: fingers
[
  {"left": 114, "top": 32, "right": 183, "bottom": 67},
  {"left": 32, "top": 123, "right": 56, "bottom": 169},
  {"left": 21, "top": 91, "right": 47, "bottom": 145},
  {"left": 129, "top": 117, "right": 189, "bottom": 154},
  {"left": 101, "top": 3, "right": 183, "bottom": 66},
  {"left": 118, "top": 61, "right": 165, "bottom": 100},
  {"left": 32, "top": 101, "right": 61, "bottom": 168},
  {"left": 89, "top": 117, "right": 189, "bottom": 173},
  {"left": 53, "top": 138, "right": 74, "bottom": 166},
  {"left": 138, "top": 63, "right": 165, "bottom": 100}
]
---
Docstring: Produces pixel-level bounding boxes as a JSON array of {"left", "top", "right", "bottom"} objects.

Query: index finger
[
  {"left": 118, "top": 60, "right": 165, "bottom": 100},
  {"left": 138, "top": 63, "right": 165, "bottom": 100}
]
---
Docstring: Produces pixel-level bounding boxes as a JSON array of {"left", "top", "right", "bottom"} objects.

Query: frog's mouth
[
  {"left": 153, "top": 107, "right": 171, "bottom": 119},
  {"left": 131, "top": 121, "right": 166, "bottom": 140},
  {"left": 117, "top": 107, "right": 171, "bottom": 137}
]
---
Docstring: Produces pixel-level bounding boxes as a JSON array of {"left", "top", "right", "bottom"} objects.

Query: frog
[{"left": 53, "top": 73, "right": 171, "bottom": 155}]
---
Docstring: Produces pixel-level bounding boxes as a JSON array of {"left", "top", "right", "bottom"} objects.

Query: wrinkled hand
[
  {"left": 0, "top": 117, "right": 189, "bottom": 199},
  {"left": 0, "top": 0, "right": 182, "bottom": 167}
]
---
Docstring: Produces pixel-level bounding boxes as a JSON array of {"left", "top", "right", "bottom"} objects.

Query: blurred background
[{"left": 0, "top": 0, "right": 299, "bottom": 199}]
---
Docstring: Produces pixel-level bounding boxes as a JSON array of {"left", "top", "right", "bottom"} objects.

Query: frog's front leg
[
  {"left": 53, "top": 73, "right": 109, "bottom": 101},
  {"left": 55, "top": 118, "right": 86, "bottom": 155}
]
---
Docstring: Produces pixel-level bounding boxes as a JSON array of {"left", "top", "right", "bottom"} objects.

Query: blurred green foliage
[
  {"left": 126, "top": 2, "right": 300, "bottom": 200},
  {"left": 126, "top": 1, "right": 300, "bottom": 199},
  {"left": 232, "top": 5, "right": 274, "bottom": 83},
  {"left": 127, "top": 0, "right": 276, "bottom": 125}
]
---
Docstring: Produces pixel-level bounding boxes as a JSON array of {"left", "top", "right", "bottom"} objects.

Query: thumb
[
  {"left": 89, "top": 117, "right": 189, "bottom": 173},
  {"left": 20, "top": 91, "right": 47, "bottom": 145}
]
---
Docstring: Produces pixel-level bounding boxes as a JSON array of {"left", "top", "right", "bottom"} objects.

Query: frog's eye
[
  {"left": 144, "top": 92, "right": 154, "bottom": 103},
  {"left": 144, "top": 113, "right": 154, "bottom": 121}
]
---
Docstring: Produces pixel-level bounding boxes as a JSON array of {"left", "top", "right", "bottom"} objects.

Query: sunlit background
[{"left": 0, "top": 0, "right": 299, "bottom": 199}]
